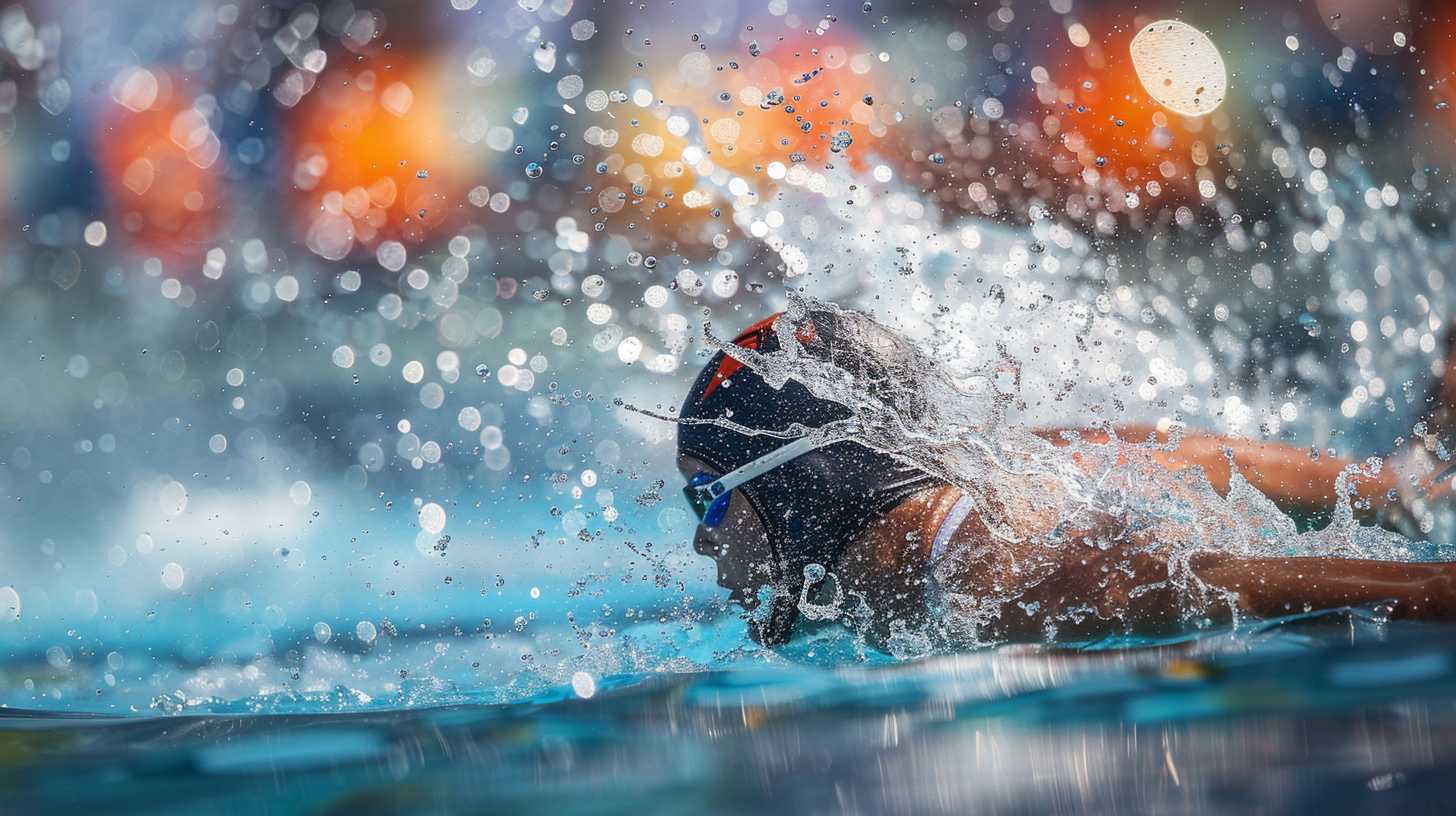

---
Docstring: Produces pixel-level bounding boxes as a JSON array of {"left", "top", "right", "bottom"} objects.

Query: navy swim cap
[{"left": 677, "top": 309, "right": 940, "bottom": 645}]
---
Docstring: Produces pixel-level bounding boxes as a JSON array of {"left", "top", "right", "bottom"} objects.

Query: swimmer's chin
[
  {"left": 725, "top": 586, "right": 761, "bottom": 609},
  {"left": 717, "top": 575, "right": 757, "bottom": 606}
]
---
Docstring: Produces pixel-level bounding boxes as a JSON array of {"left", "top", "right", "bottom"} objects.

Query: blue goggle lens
[{"left": 684, "top": 472, "right": 732, "bottom": 528}]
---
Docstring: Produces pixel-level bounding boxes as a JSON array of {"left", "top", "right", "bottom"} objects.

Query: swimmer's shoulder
[{"left": 852, "top": 484, "right": 967, "bottom": 570}]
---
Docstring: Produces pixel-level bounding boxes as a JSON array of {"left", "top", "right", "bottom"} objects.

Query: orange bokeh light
[
  {"left": 284, "top": 59, "right": 475, "bottom": 254},
  {"left": 1418, "top": 9, "right": 1456, "bottom": 130},
  {"left": 703, "top": 37, "right": 883, "bottom": 171},
  {"left": 95, "top": 70, "right": 224, "bottom": 258},
  {"left": 596, "top": 34, "right": 888, "bottom": 231},
  {"left": 1043, "top": 31, "right": 1225, "bottom": 193}
]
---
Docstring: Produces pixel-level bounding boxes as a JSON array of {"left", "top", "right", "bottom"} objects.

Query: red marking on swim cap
[
  {"left": 700, "top": 315, "right": 775, "bottom": 400},
  {"left": 700, "top": 358, "right": 744, "bottom": 401},
  {"left": 732, "top": 314, "right": 783, "bottom": 346},
  {"left": 700, "top": 313, "right": 809, "bottom": 401}
]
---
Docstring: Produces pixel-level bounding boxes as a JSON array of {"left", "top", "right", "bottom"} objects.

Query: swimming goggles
[{"left": 683, "top": 434, "right": 829, "bottom": 528}]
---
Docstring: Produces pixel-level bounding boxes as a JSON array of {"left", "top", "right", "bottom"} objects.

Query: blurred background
[{"left": 2, "top": 0, "right": 1456, "bottom": 713}]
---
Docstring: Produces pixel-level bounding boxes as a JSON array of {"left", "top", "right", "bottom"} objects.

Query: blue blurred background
[{"left": 3, "top": 0, "right": 1456, "bottom": 715}]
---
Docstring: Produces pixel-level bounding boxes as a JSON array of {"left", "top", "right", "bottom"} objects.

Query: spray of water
[{"left": 688, "top": 292, "right": 1429, "bottom": 650}]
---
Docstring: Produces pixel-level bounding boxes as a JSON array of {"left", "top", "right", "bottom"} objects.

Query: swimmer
[{"left": 676, "top": 308, "right": 1456, "bottom": 646}]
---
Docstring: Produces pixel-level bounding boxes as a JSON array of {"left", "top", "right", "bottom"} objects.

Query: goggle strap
[{"left": 695, "top": 433, "right": 829, "bottom": 501}]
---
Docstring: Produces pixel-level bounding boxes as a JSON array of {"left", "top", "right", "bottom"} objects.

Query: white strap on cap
[{"left": 698, "top": 433, "right": 830, "bottom": 500}]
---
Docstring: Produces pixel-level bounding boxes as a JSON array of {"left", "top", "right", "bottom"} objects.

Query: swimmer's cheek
[{"left": 689, "top": 526, "right": 748, "bottom": 597}]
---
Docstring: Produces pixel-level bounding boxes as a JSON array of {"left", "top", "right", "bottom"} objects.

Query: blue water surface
[{"left": 8, "top": 609, "right": 1456, "bottom": 814}]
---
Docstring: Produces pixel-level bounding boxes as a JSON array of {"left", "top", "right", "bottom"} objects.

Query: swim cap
[{"left": 677, "top": 309, "right": 941, "bottom": 645}]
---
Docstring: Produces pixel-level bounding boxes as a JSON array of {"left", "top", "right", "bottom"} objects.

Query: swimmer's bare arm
[
  {"left": 1035, "top": 426, "right": 1407, "bottom": 516},
  {"left": 1189, "top": 552, "right": 1456, "bottom": 621},
  {"left": 928, "top": 518, "right": 1456, "bottom": 637},
  {"left": 856, "top": 485, "right": 1456, "bottom": 642}
]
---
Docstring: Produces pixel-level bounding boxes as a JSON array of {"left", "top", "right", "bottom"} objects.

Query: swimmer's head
[{"left": 676, "top": 309, "right": 938, "bottom": 645}]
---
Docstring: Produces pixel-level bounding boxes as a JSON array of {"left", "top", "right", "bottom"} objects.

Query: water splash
[{"left": 693, "top": 293, "right": 1428, "bottom": 650}]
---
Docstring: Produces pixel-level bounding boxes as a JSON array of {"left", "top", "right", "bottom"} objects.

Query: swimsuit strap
[{"left": 931, "top": 490, "right": 976, "bottom": 563}]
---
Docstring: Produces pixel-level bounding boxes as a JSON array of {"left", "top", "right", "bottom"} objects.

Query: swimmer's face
[{"left": 677, "top": 453, "right": 777, "bottom": 608}]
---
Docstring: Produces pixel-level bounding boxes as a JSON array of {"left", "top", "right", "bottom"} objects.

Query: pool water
[{"left": 8, "top": 609, "right": 1456, "bottom": 814}]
